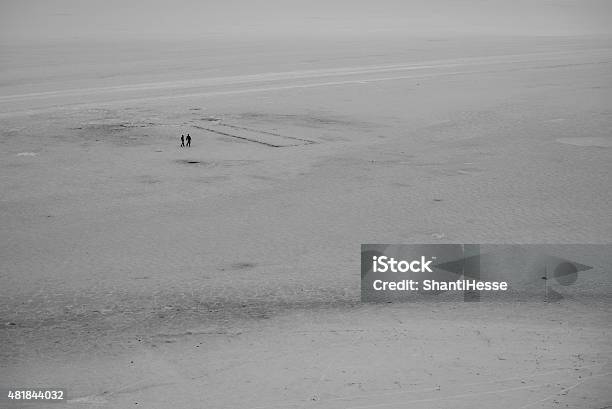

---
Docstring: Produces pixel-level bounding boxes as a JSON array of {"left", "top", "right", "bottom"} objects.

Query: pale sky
[{"left": 1, "top": 0, "right": 612, "bottom": 44}]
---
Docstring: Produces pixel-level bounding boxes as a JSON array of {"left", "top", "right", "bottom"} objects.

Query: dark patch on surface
[
  {"left": 72, "top": 122, "right": 153, "bottom": 132},
  {"left": 390, "top": 182, "right": 413, "bottom": 188},
  {"left": 69, "top": 120, "right": 157, "bottom": 146},
  {"left": 231, "top": 262, "right": 256, "bottom": 270},
  {"left": 175, "top": 159, "right": 257, "bottom": 168},
  {"left": 176, "top": 159, "right": 204, "bottom": 165}
]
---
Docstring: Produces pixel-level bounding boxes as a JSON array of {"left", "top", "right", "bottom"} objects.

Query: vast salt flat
[{"left": 1, "top": 34, "right": 611, "bottom": 408}]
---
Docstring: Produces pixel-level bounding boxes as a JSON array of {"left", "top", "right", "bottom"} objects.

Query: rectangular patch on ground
[{"left": 194, "top": 123, "right": 316, "bottom": 147}]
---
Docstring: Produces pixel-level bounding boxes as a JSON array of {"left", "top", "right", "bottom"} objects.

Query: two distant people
[{"left": 180, "top": 133, "right": 191, "bottom": 148}]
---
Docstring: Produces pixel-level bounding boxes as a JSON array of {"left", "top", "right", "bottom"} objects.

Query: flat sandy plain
[{"left": 1, "top": 35, "right": 612, "bottom": 408}]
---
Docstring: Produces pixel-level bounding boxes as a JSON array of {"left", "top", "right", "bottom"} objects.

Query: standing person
[
  {"left": 186, "top": 133, "right": 191, "bottom": 147},
  {"left": 180, "top": 134, "right": 185, "bottom": 147}
]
